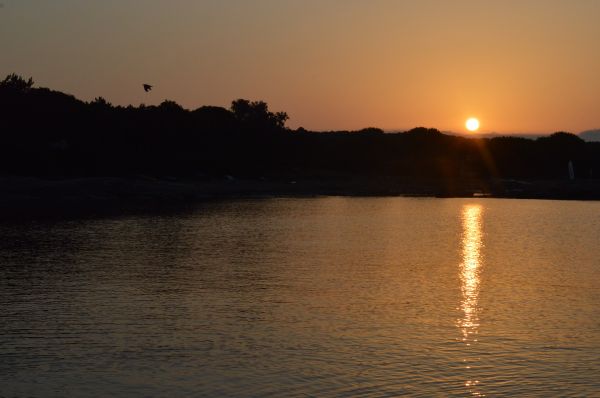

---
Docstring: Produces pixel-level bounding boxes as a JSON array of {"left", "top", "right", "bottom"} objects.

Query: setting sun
[{"left": 466, "top": 118, "right": 480, "bottom": 132}]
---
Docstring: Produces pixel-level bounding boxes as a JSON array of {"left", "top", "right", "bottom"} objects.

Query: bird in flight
[{"left": 143, "top": 84, "right": 153, "bottom": 92}]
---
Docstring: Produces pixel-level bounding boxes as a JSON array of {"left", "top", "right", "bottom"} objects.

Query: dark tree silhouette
[
  {"left": 0, "top": 73, "right": 34, "bottom": 92},
  {"left": 231, "top": 99, "right": 289, "bottom": 131},
  {"left": 1, "top": 73, "right": 599, "bottom": 184}
]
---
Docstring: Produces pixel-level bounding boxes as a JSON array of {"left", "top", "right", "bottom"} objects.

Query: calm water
[{"left": 1, "top": 198, "right": 600, "bottom": 397}]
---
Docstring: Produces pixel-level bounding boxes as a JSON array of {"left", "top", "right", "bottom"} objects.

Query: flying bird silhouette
[{"left": 143, "top": 84, "right": 153, "bottom": 92}]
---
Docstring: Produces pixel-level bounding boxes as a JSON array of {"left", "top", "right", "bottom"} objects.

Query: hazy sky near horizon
[{"left": 1, "top": 0, "right": 599, "bottom": 133}]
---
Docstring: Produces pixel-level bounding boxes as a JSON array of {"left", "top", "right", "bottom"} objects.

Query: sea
[{"left": 1, "top": 197, "right": 599, "bottom": 397}]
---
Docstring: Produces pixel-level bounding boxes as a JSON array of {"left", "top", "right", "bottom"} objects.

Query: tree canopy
[{"left": 1, "top": 73, "right": 598, "bottom": 181}]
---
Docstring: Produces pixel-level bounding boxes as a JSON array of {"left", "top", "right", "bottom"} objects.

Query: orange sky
[{"left": 1, "top": 0, "right": 599, "bottom": 133}]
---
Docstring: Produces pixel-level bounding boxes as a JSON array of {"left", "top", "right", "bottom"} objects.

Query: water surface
[{"left": 1, "top": 198, "right": 600, "bottom": 396}]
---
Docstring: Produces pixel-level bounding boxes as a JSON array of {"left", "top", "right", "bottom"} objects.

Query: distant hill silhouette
[
  {"left": 1, "top": 73, "right": 599, "bottom": 183},
  {"left": 449, "top": 131, "right": 546, "bottom": 140},
  {"left": 579, "top": 129, "right": 600, "bottom": 142}
]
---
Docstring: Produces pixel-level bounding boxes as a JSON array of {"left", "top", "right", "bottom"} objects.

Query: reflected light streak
[
  {"left": 458, "top": 204, "right": 484, "bottom": 396},
  {"left": 459, "top": 204, "right": 483, "bottom": 338}
]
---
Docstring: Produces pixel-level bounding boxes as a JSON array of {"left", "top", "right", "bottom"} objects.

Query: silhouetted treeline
[{"left": 2, "top": 73, "right": 599, "bottom": 180}]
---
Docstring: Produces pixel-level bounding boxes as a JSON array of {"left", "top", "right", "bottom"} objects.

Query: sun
[{"left": 466, "top": 118, "right": 480, "bottom": 132}]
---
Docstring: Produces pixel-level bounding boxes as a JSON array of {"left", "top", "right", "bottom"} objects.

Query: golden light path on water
[{"left": 459, "top": 204, "right": 484, "bottom": 396}]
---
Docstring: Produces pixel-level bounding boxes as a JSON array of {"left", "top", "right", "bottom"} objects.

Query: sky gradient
[{"left": 1, "top": 0, "right": 599, "bottom": 133}]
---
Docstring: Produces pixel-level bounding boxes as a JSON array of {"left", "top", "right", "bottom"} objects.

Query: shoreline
[{"left": 2, "top": 176, "right": 600, "bottom": 220}]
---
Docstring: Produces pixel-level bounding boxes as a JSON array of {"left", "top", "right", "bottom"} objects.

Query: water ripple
[{"left": 1, "top": 198, "right": 600, "bottom": 396}]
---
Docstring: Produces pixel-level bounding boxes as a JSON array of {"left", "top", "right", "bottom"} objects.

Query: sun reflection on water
[{"left": 459, "top": 204, "right": 484, "bottom": 396}]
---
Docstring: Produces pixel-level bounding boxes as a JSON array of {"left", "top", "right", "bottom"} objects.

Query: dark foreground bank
[{"left": 2, "top": 176, "right": 599, "bottom": 220}]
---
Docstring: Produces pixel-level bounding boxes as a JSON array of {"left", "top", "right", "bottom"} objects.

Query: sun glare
[{"left": 466, "top": 118, "right": 480, "bottom": 132}]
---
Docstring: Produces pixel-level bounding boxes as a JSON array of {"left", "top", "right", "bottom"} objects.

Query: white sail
[{"left": 568, "top": 160, "right": 575, "bottom": 180}]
